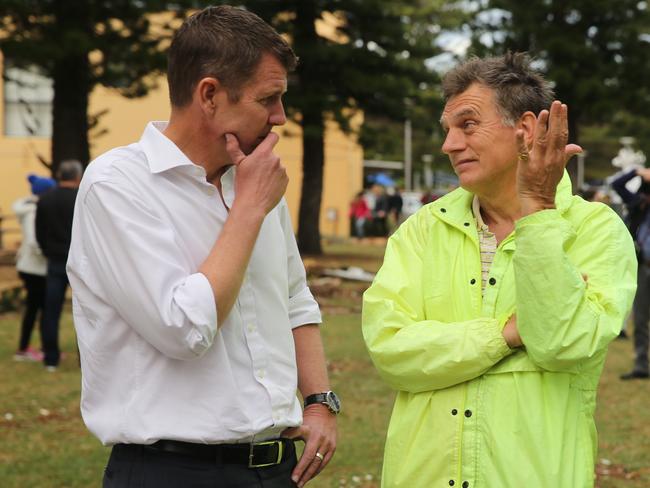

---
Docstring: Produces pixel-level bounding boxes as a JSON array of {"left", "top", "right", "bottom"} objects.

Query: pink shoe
[
  {"left": 25, "top": 347, "right": 45, "bottom": 361},
  {"left": 13, "top": 347, "right": 44, "bottom": 362}
]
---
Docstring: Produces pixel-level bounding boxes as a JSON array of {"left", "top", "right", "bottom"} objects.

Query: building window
[{"left": 3, "top": 63, "right": 53, "bottom": 137}]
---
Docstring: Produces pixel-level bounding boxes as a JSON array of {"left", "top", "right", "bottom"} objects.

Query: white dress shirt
[{"left": 67, "top": 121, "right": 322, "bottom": 446}]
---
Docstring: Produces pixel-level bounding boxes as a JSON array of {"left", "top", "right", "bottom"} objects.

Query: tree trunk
[
  {"left": 294, "top": 1, "right": 326, "bottom": 255},
  {"left": 51, "top": 54, "right": 90, "bottom": 177},
  {"left": 297, "top": 112, "right": 325, "bottom": 255},
  {"left": 50, "top": 1, "right": 91, "bottom": 177}
]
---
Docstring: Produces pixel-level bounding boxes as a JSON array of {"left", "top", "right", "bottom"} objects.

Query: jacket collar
[{"left": 428, "top": 170, "right": 574, "bottom": 226}]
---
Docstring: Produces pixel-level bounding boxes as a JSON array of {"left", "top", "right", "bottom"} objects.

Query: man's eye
[
  {"left": 463, "top": 121, "right": 477, "bottom": 130},
  {"left": 260, "top": 96, "right": 279, "bottom": 106}
]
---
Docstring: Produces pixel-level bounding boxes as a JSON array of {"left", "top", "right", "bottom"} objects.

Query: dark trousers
[
  {"left": 17, "top": 272, "right": 46, "bottom": 351},
  {"left": 632, "top": 263, "right": 650, "bottom": 374},
  {"left": 103, "top": 443, "right": 298, "bottom": 488},
  {"left": 42, "top": 260, "right": 69, "bottom": 367}
]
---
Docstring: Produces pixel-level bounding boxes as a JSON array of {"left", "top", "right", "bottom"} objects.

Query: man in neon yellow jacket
[{"left": 362, "top": 53, "right": 637, "bottom": 487}]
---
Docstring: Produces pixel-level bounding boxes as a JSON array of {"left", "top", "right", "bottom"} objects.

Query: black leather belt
[{"left": 138, "top": 438, "right": 294, "bottom": 468}]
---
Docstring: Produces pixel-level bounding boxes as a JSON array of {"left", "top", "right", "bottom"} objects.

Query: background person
[
  {"left": 349, "top": 191, "right": 371, "bottom": 238},
  {"left": 386, "top": 186, "right": 403, "bottom": 233},
  {"left": 67, "top": 6, "right": 338, "bottom": 488},
  {"left": 35, "top": 160, "right": 82, "bottom": 371},
  {"left": 363, "top": 53, "right": 636, "bottom": 487},
  {"left": 369, "top": 184, "right": 389, "bottom": 237},
  {"left": 12, "top": 174, "right": 56, "bottom": 361},
  {"left": 612, "top": 167, "right": 650, "bottom": 379}
]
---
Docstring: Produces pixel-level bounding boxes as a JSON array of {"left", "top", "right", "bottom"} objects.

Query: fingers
[
  {"left": 253, "top": 131, "right": 280, "bottom": 155},
  {"left": 565, "top": 143, "right": 583, "bottom": 162},
  {"left": 224, "top": 133, "right": 245, "bottom": 165},
  {"left": 516, "top": 129, "right": 529, "bottom": 163},
  {"left": 225, "top": 131, "right": 280, "bottom": 166},
  {"left": 315, "top": 449, "right": 334, "bottom": 475},
  {"left": 533, "top": 108, "right": 549, "bottom": 146},
  {"left": 290, "top": 426, "right": 336, "bottom": 488},
  {"left": 293, "top": 442, "right": 334, "bottom": 488}
]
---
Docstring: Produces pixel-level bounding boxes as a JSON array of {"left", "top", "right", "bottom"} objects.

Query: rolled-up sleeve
[
  {"left": 73, "top": 178, "right": 217, "bottom": 360},
  {"left": 278, "top": 199, "right": 322, "bottom": 328}
]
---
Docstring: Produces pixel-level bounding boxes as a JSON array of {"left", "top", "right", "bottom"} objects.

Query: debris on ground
[{"left": 321, "top": 266, "right": 375, "bottom": 282}]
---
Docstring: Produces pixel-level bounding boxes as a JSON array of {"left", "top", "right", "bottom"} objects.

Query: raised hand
[
  {"left": 516, "top": 101, "right": 582, "bottom": 216},
  {"left": 225, "top": 132, "right": 288, "bottom": 215}
]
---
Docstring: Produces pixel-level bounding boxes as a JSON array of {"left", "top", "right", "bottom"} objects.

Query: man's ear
[
  {"left": 518, "top": 111, "right": 537, "bottom": 150},
  {"left": 195, "top": 77, "right": 221, "bottom": 114}
]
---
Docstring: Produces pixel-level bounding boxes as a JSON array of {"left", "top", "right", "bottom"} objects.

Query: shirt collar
[
  {"left": 471, "top": 195, "right": 489, "bottom": 231},
  {"left": 139, "top": 121, "right": 197, "bottom": 174}
]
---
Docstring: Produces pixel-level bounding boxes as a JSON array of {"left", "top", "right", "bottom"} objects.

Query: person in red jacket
[{"left": 349, "top": 191, "right": 371, "bottom": 238}]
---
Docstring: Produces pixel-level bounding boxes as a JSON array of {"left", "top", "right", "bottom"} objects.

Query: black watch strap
[
  {"left": 303, "top": 391, "right": 341, "bottom": 414},
  {"left": 303, "top": 393, "right": 328, "bottom": 407}
]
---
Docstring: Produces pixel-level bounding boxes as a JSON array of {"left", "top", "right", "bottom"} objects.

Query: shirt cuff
[
  {"left": 288, "top": 287, "right": 322, "bottom": 329},
  {"left": 484, "top": 317, "right": 514, "bottom": 360},
  {"left": 174, "top": 272, "right": 218, "bottom": 355}
]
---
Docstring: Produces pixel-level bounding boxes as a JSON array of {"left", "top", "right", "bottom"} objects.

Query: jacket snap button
[
  {"left": 441, "top": 208, "right": 447, "bottom": 213},
  {"left": 470, "top": 278, "right": 476, "bottom": 285},
  {"left": 462, "top": 482, "right": 469, "bottom": 488},
  {"left": 464, "top": 409, "right": 472, "bottom": 417},
  {"left": 449, "top": 481, "right": 455, "bottom": 486},
  {"left": 451, "top": 409, "right": 458, "bottom": 415},
  {"left": 463, "top": 222, "right": 470, "bottom": 226},
  {"left": 489, "top": 277, "right": 496, "bottom": 285}
]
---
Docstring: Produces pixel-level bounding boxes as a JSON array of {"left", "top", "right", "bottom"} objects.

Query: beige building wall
[{"left": 1, "top": 52, "right": 363, "bottom": 248}]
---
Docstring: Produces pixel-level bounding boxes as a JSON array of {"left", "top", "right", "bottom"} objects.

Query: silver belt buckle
[{"left": 248, "top": 440, "right": 284, "bottom": 468}]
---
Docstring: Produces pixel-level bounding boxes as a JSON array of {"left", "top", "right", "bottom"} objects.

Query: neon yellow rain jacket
[{"left": 362, "top": 174, "right": 636, "bottom": 487}]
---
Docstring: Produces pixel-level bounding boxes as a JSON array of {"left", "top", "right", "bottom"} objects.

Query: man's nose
[
  {"left": 269, "top": 101, "right": 287, "bottom": 126},
  {"left": 441, "top": 128, "right": 465, "bottom": 154}
]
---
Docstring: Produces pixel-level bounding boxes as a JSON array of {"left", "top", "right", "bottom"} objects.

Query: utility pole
[{"left": 404, "top": 118, "right": 412, "bottom": 191}]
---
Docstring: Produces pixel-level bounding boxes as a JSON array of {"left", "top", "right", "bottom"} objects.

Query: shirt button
[
  {"left": 258, "top": 369, "right": 265, "bottom": 379},
  {"left": 464, "top": 409, "right": 472, "bottom": 418},
  {"left": 489, "top": 277, "right": 496, "bottom": 285},
  {"left": 247, "top": 323, "right": 256, "bottom": 332},
  {"left": 451, "top": 409, "right": 458, "bottom": 416},
  {"left": 462, "top": 482, "right": 469, "bottom": 488},
  {"left": 470, "top": 278, "right": 476, "bottom": 285},
  {"left": 449, "top": 481, "right": 455, "bottom": 486}
]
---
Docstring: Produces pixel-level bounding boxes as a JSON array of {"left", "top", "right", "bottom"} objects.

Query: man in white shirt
[{"left": 67, "top": 6, "right": 339, "bottom": 488}]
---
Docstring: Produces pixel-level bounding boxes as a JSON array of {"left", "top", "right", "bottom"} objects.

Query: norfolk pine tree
[
  {"left": 1, "top": 0, "right": 197, "bottom": 175},
  {"left": 470, "top": 0, "right": 650, "bottom": 182},
  {"left": 234, "top": 0, "right": 445, "bottom": 254}
]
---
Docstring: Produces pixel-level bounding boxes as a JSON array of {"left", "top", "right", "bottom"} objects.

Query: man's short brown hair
[
  {"left": 167, "top": 5, "right": 297, "bottom": 107},
  {"left": 442, "top": 52, "right": 554, "bottom": 126}
]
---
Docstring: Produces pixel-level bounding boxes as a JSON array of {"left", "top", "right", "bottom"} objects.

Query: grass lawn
[{"left": 1, "top": 240, "right": 649, "bottom": 487}]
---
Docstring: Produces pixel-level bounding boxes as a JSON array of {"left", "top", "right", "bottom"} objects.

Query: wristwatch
[{"left": 303, "top": 391, "right": 341, "bottom": 415}]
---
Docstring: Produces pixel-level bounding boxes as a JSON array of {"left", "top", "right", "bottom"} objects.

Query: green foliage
[
  {"left": 217, "top": 1, "right": 450, "bottom": 253},
  {"left": 234, "top": 0, "right": 443, "bottom": 127},
  {"left": 470, "top": 0, "right": 650, "bottom": 141},
  {"left": 0, "top": 1, "right": 202, "bottom": 169},
  {"left": 0, "top": 0, "right": 190, "bottom": 98}
]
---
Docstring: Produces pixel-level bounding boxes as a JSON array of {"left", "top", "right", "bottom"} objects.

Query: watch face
[{"left": 325, "top": 391, "right": 341, "bottom": 413}]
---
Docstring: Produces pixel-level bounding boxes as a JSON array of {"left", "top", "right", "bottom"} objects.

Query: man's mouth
[{"left": 454, "top": 158, "right": 477, "bottom": 168}]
